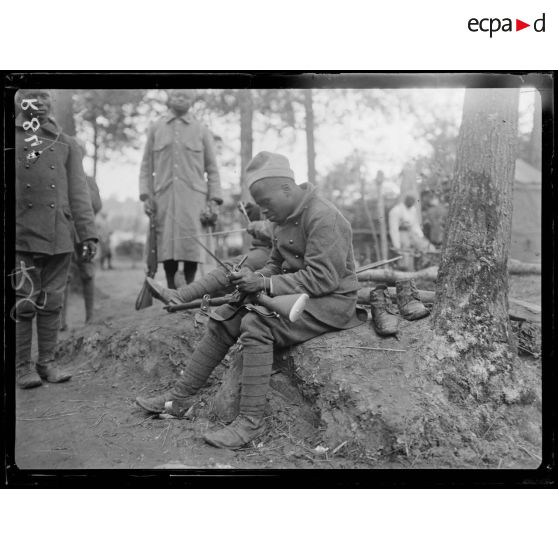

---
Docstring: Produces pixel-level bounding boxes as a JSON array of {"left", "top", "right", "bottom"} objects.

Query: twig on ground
[
  {"left": 344, "top": 346, "right": 406, "bottom": 352},
  {"left": 125, "top": 415, "right": 156, "bottom": 428},
  {"left": 518, "top": 444, "right": 541, "bottom": 462},
  {"left": 331, "top": 440, "right": 348, "bottom": 455},
  {"left": 162, "top": 423, "right": 172, "bottom": 448},
  {"left": 18, "top": 412, "right": 79, "bottom": 421},
  {"left": 91, "top": 413, "right": 108, "bottom": 428}
]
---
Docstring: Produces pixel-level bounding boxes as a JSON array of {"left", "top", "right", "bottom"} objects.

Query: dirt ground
[{"left": 14, "top": 258, "right": 542, "bottom": 470}]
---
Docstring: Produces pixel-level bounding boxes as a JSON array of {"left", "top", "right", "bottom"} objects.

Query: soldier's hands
[
  {"left": 144, "top": 197, "right": 156, "bottom": 216},
  {"left": 229, "top": 269, "right": 265, "bottom": 294},
  {"left": 247, "top": 220, "right": 273, "bottom": 243},
  {"left": 79, "top": 239, "right": 97, "bottom": 262}
]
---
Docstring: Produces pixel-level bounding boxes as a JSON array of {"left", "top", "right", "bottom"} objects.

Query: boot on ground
[
  {"left": 396, "top": 279, "right": 429, "bottom": 321},
  {"left": 145, "top": 277, "right": 183, "bottom": 305},
  {"left": 17, "top": 362, "right": 43, "bottom": 389},
  {"left": 36, "top": 362, "right": 72, "bottom": 383},
  {"left": 136, "top": 391, "right": 195, "bottom": 415},
  {"left": 203, "top": 415, "right": 265, "bottom": 449},
  {"left": 369, "top": 284, "right": 399, "bottom": 336}
]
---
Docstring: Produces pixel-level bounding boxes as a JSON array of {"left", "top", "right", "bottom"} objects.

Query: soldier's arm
[
  {"left": 66, "top": 137, "right": 98, "bottom": 243},
  {"left": 202, "top": 127, "right": 222, "bottom": 204},
  {"left": 139, "top": 124, "right": 156, "bottom": 202},
  {"left": 265, "top": 212, "right": 351, "bottom": 297}
]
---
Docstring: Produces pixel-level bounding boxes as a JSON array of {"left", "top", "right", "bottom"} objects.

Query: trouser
[
  {"left": 175, "top": 246, "right": 270, "bottom": 301},
  {"left": 163, "top": 260, "right": 198, "bottom": 288},
  {"left": 14, "top": 251, "right": 72, "bottom": 367},
  {"left": 61, "top": 249, "right": 96, "bottom": 327},
  {"left": 399, "top": 231, "right": 431, "bottom": 271},
  {"left": 174, "top": 304, "right": 332, "bottom": 418}
]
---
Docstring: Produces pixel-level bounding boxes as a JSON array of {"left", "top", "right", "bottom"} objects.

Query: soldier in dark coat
[
  {"left": 136, "top": 151, "right": 365, "bottom": 449},
  {"left": 14, "top": 89, "right": 98, "bottom": 389}
]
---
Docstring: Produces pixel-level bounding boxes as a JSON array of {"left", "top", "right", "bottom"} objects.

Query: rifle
[
  {"left": 135, "top": 212, "right": 158, "bottom": 310},
  {"left": 185, "top": 237, "right": 309, "bottom": 323}
]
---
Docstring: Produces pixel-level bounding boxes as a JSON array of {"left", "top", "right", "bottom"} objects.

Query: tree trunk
[
  {"left": 304, "top": 89, "right": 317, "bottom": 184},
  {"left": 422, "top": 87, "right": 520, "bottom": 404},
  {"left": 375, "top": 171, "right": 389, "bottom": 261},
  {"left": 92, "top": 120, "right": 99, "bottom": 180},
  {"left": 50, "top": 90, "right": 76, "bottom": 135},
  {"left": 529, "top": 91, "right": 542, "bottom": 170},
  {"left": 239, "top": 90, "right": 254, "bottom": 251}
]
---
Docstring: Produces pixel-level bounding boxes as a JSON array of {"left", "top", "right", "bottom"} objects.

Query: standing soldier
[
  {"left": 139, "top": 89, "right": 222, "bottom": 288},
  {"left": 14, "top": 89, "right": 98, "bottom": 389}
]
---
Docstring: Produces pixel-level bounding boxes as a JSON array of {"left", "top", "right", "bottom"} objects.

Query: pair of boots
[
  {"left": 135, "top": 332, "right": 269, "bottom": 449},
  {"left": 16, "top": 315, "right": 72, "bottom": 389},
  {"left": 369, "top": 279, "right": 429, "bottom": 336}
]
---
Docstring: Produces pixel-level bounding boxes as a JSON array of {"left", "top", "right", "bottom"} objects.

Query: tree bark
[
  {"left": 529, "top": 90, "right": 542, "bottom": 170},
  {"left": 304, "top": 89, "right": 317, "bottom": 184},
  {"left": 92, "top": 120, "right": 99, "bottom": 180},
  {"left": 421, "top": 87, "right": 520, "bottom": 405},
  {"left": 375, "top": 171, "right": 388, "bottom": 261},
  {"left": 239, "top": 90, "right": 254, "bottom": 251},
  {"left": 50, "top": 90, "right": 76, "bottom": 136}
]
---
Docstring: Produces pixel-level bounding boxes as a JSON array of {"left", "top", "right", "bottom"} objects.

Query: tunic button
[
  {"left": 28, "top": 202, "right": 33, "bottom": 208},
  {"left": 289, "top": 239, "right": 293, "bottom": 244},
  {"left": 295, "top": 255, "right": 300, "bottom": 258},
  {"left": 50, "top": 164, "right": 55, "bottom": 169},
  {"left": 25, "top": 164, "right": 30, "bottom": 169},
  {"left": 50, "top": 184, "right": 56, "bottom": 189},
  {"left": 49, "top": 203, "right": 55, "bottom": 208},
  {"left": 23, "top": 146, "right": 28, "bottom": 151},
  {"left": 294, "top": 222, "right": 298, "bottom": 225},
  {"left": 26, "top": 184, "right": 31, "bottom": 189}
]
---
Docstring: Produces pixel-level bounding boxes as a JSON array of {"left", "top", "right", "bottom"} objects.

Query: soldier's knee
[
  {"left": 37, "top": 290, "right": 65, "bottom": 314},
  {"left": 240, "top": 312, "right": 272, "bottom": 341},
  {"left": 15, "top": 297, "right": 38, "bottom": 320}
]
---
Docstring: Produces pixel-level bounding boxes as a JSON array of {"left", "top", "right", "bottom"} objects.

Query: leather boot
[
  {"left": 145, "top": 277, "right": 183, "bottom": 305},
  {"left": 396, "top": 279, "right": 429, "bottom": 321},
  {"left": 37, "top": 312, "right": 71, "bottom": 382},
  {"left": 17, "top": 362, "right": 43, "bottom": 389},
  {"left": 83, "top": 278, "right": 95, "bottom": 323},
  {"left": 16, "top": 318, "right": 42, "bottom": 388},
  {"left": 203, "top": 415, "right": 265, "bottom": 449},
  {"left": 369, "top": 284, "right": 399, "bottom": 336},
  {"left": 36, "top": 362, "right": 72, "bottom": 383},
  {"left": 136, "top": 331, "right": 233, "bottom": 414},
  {"left": 203, "top": 349, "right": 271, "bottom": 449}
]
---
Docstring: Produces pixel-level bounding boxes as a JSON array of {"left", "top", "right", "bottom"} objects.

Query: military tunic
[
  {"left": 139, "top": 112, "right": 222, "bottom": 263},
  {"left": 257, "top": 183, "right": 363, "bottom": 330},
  {"left": 15, "top": 115, "right": 98, "bottom": 255}
]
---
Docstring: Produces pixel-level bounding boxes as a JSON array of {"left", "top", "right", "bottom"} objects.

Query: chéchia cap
[{"left": 245, "top": 151, "right": 295, "bottom": 189}]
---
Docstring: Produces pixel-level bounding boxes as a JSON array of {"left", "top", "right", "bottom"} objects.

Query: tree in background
[{"left": 74, "top": 89, "right": 146, "bottom": 178}]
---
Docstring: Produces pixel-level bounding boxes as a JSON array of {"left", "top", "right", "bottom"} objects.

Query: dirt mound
[{"left": 50, "top": 303, "right": 541, "bottom": 469}]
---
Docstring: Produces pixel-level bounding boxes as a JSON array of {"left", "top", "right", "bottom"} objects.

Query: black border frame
[{"left": 2, "top": 71, "right": 556, "bottom": 488}]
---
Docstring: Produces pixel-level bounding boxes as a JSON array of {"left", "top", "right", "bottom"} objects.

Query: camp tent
[{"left": 511, "top": 159, "right": 541, "bottom": 263}]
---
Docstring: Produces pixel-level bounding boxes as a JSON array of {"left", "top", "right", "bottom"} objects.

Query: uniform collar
[
  {"left": 165, "top": 110, "right": 193, "bottom": 124},
  {"left": 15, "top": 113, "right": 60, "bottom": 136},
  {"left": 285, "top": 182, "right": 316, "bottom": 221}
]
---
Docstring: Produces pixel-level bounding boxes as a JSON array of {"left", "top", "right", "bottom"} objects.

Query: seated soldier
[
  {"left": 146, "top": 204, "right": 273, "bottom": 305},
  {"left": 135, "top": 151, "right": 365, "bottom": 449}
]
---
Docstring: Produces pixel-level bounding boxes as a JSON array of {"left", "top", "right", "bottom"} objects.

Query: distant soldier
[
  {"left": 423, "top": 195, "right": 448, "bottom": 249},
  {"left": 139, "top": 89, "right": 222, "bottom": 288},
  {"left": 96, "top": 211, "right": 113, "bottom": 270},
  {"left": 14, "top": 89, "right": 98, "bottom": 389},
  {"left": 388, "top": 195, "right": 430, "bottom": 271},
  {"left": 60, "top": 140, "right": 103, "bottom": 330}
]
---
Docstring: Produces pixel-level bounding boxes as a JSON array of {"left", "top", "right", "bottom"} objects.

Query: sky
[{"left": 89, "top": 88, "right": 536, "bottom": 203}]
